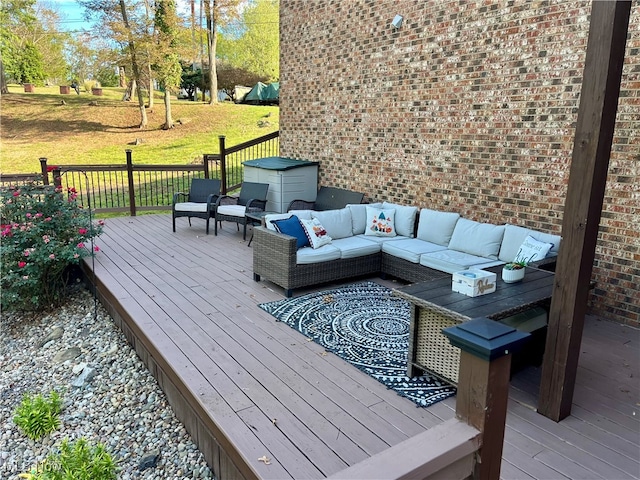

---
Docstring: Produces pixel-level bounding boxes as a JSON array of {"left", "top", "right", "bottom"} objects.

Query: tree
[
  {"left": 153, "top": 0, "right": 182, "bottom": 129},
  {"left": 216, "top": 61, "right": 268, "bottom": 101},
  {"left": 203, "top": 0, "right": 240, "bottom": 105},
  {"left": 0, "top": 0, "right": 38, "bottom": 92},
  {"left": 217, "top": 0, "right": 279, "bottom": 82},
  {"left": 119, "top": 0, "right": 148, "bottom": 127}
]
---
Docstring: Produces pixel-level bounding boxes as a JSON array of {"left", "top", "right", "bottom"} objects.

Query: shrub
[
  {"left": 0, "top": 182, "right": 104, "bottom": 311},
  {"left": 13, "top": 390, "right": 62, "bottom": 440},
  {"left": 23, "top": 438, "right": 118, "bottom": 480}
]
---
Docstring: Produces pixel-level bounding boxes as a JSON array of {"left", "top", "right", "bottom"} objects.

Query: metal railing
[{"left": 1, "top": 132, "right": 279, "bottom": 215}]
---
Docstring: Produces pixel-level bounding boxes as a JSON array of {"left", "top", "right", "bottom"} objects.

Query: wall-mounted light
[{"left": 391, "top": 14, "right": 403, "bottom": 30}]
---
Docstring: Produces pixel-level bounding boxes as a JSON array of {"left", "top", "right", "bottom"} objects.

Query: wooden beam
[{"left": 538, "top": 0, "right": 631, "bottom": 422}]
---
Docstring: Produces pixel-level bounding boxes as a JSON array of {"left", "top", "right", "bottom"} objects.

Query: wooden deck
[{"left": 85, "top": 213, "right": 640, "bottom": 480}]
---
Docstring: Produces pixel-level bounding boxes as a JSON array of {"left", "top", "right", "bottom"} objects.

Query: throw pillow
[
  {"left": 270, "top": 215, "right": 310, "bottom": 249},
  {"left": 299, "top": 217, "right": 333, "bottom": 249},
  {"left": 515, "top": 235, "right": 553, "bottom": 263},
  {"left": 364, "top": 207, "right": 396, "bottom": 237}
]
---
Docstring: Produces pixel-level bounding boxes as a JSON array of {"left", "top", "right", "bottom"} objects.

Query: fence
[{"left": 0, "top": 132, "right": 279, "bottom": 215}]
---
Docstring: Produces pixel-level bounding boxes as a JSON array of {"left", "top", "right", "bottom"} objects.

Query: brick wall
[{"left": 279, "top": 0, "right": 639, "bottom": 326}]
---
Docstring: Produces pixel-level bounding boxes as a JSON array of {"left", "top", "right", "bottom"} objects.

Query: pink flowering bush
[{"left": 1, "top": 183, "right": 104, "bottom": 311}]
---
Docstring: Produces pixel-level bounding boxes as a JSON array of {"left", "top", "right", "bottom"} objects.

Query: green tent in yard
[{"left": 242, "top": 82, "right": 279, "bottom": 105}]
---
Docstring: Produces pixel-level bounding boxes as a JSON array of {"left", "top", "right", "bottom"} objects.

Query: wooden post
[
  {"left": 443, "top": 318, "right": 529, "bottom": 480},
  {"left": 538, "top": 0, "right": 631, "bottom": 422},
  {"left": 125, "top": 149, "right": 137, "bottom": 216},
  {"left": 39, "top": 157, "right": 49, "bottom": 185},
  {"left": 219, "top": 135, "right": 227, "bottom": 194}
]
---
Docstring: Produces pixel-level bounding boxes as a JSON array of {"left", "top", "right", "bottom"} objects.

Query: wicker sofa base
[
  {"left": 381, "top": 253, "right": 450, "bottom": 284},
  {"left": 253, "top": 237, "right": 381, "bottom": 297},
  {"left": 253, "top": 226, "right": 454, "bottom": 297}
]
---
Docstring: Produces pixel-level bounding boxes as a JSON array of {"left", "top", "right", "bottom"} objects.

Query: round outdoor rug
[{"left": 259, "top": 281, "right": 456, "bottom": 408}]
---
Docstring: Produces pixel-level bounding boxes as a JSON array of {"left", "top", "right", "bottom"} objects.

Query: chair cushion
[
  {"left": 300, "top": 217, "right": 333, "bottom": 248},
  {"left": 364, "top": 206, "right": 396, "bottom": 237},
  {"left": 331, "top": 236, "right": 381, "bottom": 259},
  {"left": 271, "top": 215, "right": 309, "bottom": 249},
  {"left": 296, "top": 244, "right": 341, "bottom": 264},
  {"left": 217, "top": 204, "right": 246, "bottom": 217},
  {"left": 498, "top": 224, "right": 562, "bottom": 262},
  {"left": 174, "top": 202, "right": 209, "bottom": 213},
  {"left": 448, "top": 218, "right": 505, "bottom": 259},
  {"left": 420, "top": 250, "right": 503, "bottom": 274},
  {"left": 382, "top": 202, "right": 419, "bottom": 237},
  {"left": 347, "top": 203, "right": 383, "bottom": 235},
  {"left": 382, "top": 238, "right": 447, "bottom": 264},
  {"left": 312, "top": 208, "right": 353, "bottom": 239},
  {"left": 354, "top": 234, "right": 406, "bottom": 245},
  {"left": 515, "top": 235, "right": 553, "bottom": 263},
  {"left": 416, "top": 209, "right": 460, "bottom": 246}
]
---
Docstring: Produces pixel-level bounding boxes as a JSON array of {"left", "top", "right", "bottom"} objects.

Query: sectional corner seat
[{"left": 252, "top": 202, "right": 561, "bottom": 298}]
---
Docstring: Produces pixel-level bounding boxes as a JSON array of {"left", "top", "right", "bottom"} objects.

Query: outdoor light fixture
[{"left": 391, "top": 14, "right": 403, "bottom": 30}]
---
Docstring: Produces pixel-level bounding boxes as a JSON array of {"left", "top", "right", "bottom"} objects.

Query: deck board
[{"left": 86, "top": 214, "right": 640, "bottom": 480}]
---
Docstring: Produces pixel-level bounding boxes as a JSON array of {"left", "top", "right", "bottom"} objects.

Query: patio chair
[
  {"left": 172, "top": 178, "right": 221, "bottom": 234},
  {"left": 287, "top": 186, "right": 364, "bottom": 211},
  {"left": 213, "top": 182, "right": 269, "bottom": 239}
]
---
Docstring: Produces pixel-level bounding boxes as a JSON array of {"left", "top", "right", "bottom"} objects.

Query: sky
[
  {"left": 47, "top": 0, "right": 196, "bottom": 33},
  {"left": 47, "top": 0, "right": 93, "bottom": 32}
]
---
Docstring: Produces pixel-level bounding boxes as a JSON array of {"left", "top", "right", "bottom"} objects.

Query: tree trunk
[
  {"left": 119, "top": 66, "right": 127, "bottom": 88},
  {"left": 163, "top": 89, "right": 173, "bottom": 129},
  {"left": 119, "top": 0, "right": 148, "bottom": 128},
  {"left": 122, "top": 79, "right": 136, "bottom": 101},
  {"left": 143, "top": 0, "right": 154, "bottom": 109},
  {"left": 148, "top": 63, "right": 154, "bottom": 109},
  {"left": 205, "top": 0, "right": 218, "bottom": 105},
  {"left": 0, "top": 58, "right": 7, "bottom": 96}
]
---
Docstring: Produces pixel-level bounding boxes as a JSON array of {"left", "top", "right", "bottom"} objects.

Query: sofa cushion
[
  {"left": 300, "top": 217, "right": 332, "bottom": 249},
  {"left": 448, "top": 218, "right": 505, "bottom": 259},
  {"left": 515, "top": 235, "right": 553, "bottom": 263},
  {"left": 312, "top": 208, "right": 353, "bottom": 239},
  {"left": 347, "top": 203, "right": 383, "bottom": 235},
  {"left": 331, "top": 236, "right": 381, "bottom": 259},
  {"left": 296, "top": 244, "right": 341, "bottom": 264},
  {"left": 498, "top": 224, "right": 562, "bottom": 263},
  {"left": 270, "top": 215, "right": 309, "bottom": 249},
  {"left": 382, "top": 238, "right": 448, "bottom": 264},
  {"left": 420, "top": 249, "right": 503, "bottom": 274},
  {"left": 364, "top": 206, "right": 396, "bottom": 237},
  {"left": 382, "top": 202, "right": 419, "bottom": 237},
  {"left": 354, "top": 234, "right": 406, "bottom": 245},
  {"left": 416, "top": 209, "right": 461, "bottom": 246}
]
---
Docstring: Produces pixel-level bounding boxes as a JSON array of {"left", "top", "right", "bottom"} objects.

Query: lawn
[{"left": 0, "top": 84, "right": 280, "bottom": 174}]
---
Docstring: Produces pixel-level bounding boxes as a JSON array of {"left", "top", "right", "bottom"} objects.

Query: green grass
[{"left": 1, "top": 84, "right": 279, "bottom": 173}]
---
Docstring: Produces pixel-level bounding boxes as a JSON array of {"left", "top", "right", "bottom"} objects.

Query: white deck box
[
  {"left": 452, "top": 269, "right": 497, "bottom": 297},
  {"left": 243, "top": 157, "right": 319, "bottom": 213}
]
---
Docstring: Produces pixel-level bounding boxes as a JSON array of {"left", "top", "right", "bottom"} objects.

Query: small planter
[
  {"left": 91, "top": 88, "right": 103, "bottom": 96},
  {"left": 23, "top": 83, "right": 35, "bottom": 93},
  {"left": 60, "top": 85, "right": 70, "bottom": 94},
  {"left": 502, "top": 264, "right": 525, "bottom": 283}
]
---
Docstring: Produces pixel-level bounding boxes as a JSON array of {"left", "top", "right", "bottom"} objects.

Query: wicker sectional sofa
[{"left": 252, "top": 203, "right": 561, "bottom": 297}]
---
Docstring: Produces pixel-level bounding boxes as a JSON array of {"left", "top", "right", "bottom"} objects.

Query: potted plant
[{"left": 502, "top": 260, "right": 527, "bottom": 283}]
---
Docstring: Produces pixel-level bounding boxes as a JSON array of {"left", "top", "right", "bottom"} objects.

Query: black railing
[{"left": 0, "top": 132, "right": 279, "bottom": 215}]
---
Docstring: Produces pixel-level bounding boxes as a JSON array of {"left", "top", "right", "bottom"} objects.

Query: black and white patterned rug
[{"left": 259, "top": 281, "right": 456, "bottom": 408}]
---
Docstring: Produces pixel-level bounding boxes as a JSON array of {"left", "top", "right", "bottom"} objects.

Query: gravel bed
[{"left": 0, "top": 287, "right": 214, "bottom": 479}]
